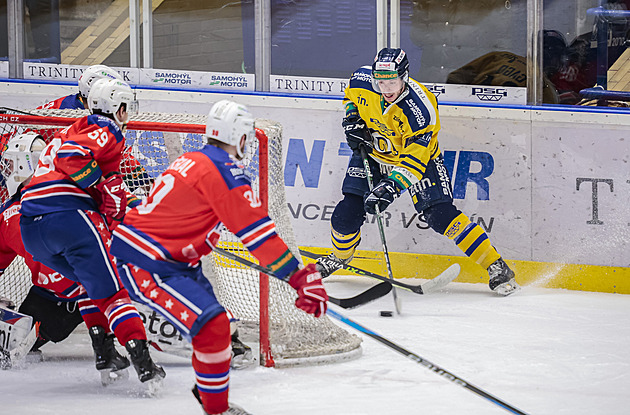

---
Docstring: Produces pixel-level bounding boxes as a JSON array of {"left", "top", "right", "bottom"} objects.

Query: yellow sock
[
  {"left": 331, "top": 228, "right": 361, "bottom": 260},
  {"left": 444, "top": 213, "right": 500, "bottom": 269}
]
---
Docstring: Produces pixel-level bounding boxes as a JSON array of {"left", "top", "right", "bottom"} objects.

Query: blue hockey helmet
[{"left": 372, "top": 48, "right": 409, "bottom": 92}]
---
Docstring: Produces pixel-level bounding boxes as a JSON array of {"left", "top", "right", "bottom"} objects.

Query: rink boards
[{"left": 1, "top": 80, "right": 629, "bottom": 293}]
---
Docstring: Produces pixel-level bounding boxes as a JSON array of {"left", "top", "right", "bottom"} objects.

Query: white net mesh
[{"left": 0, "top": 108, "right": 361, "bottom": 367}]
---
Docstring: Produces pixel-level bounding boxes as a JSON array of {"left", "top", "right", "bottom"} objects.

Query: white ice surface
[{"left": 3, "top": 275, "right": 630, "bottom": 415}]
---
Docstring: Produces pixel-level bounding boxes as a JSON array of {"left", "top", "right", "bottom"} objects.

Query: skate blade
[
  {"left": 100, "top": 367, "right": 130, "bottom": 386},
  {"left": 494, "top": 279, "right": 522, "bottom": 296}
]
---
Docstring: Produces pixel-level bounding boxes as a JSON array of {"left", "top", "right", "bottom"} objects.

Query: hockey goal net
[{"left": 0, "top": 108, "right": 361, "bottom": 367}]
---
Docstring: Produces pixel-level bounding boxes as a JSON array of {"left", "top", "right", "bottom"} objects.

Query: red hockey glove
[
  {"left": 94, "top": 173, "right": 127, "bottom": 222},
  {"left": 288, "top": 263, "right": 328, "bottom": 318}
]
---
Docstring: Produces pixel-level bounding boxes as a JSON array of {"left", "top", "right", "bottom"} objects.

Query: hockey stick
[
  {"left": 213, "top": 247, "right": 392, "bottom": 309},
  {"left": 299, "top": 249, "right": 460, "bottom": 294},
  {"left": 326, "top": 308, "right": 531, "bottom": 415},
  {"left": 360, "top": 144, "right": 401, "bottom": 314}
]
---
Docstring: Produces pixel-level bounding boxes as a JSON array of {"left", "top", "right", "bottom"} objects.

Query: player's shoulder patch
[
  {"left": 197, "top": 145, "right": 251, "bottom": 190},
  {"left": 59, "top": 94, "right": 84, "bottom": 110},
  {"left": 348, "top": 66, "right": 375, "bottom": 91},
  {"left": 398, "top": 92, "right": 430, "bottom": 132}
]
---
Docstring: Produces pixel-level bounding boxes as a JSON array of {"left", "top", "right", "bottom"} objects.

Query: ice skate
[
  {"left": 125, "top": 338, "right": 166, "bottom": 387},
  {"left": 89, "top": 326, "right": 130, "bottom": 385},
  {"left": 488, "top": 258, "right": 521, "bottom": 296},
  {"left": 192, "top": 385, "right": 253, "bottom": 414},
  {"left": 315, "top": 253, "right": 352, "bottom": 278},
  {"left": 230, "top": 330, "right": 254, "bottom": 369}
]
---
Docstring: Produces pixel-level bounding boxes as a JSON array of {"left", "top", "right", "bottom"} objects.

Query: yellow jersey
[{"left": 343, "top": 66, "right": 441, "bottom": 191}]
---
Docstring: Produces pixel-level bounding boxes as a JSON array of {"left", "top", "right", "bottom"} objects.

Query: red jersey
[
  {"left": 112, "top": 145, "right": 299, "bottom": 280},
  {"left": 0, "top": 196, "right": 83, "bottom": 300},
  {"left": 37, "top": 93, "right": 84, "bottom": 110},
  {"left": 20, "top": 114, "right": 126, "bottom": 217}
]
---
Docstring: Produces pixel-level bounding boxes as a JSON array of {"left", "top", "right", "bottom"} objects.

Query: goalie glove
[
  {"left": 342, "top": 114, "right": 373, "bottom": 154},
  {"left": 93, "top": 173, "right": 127, "bottom": 223},
  {"left": 364, "top": 178, "right": 402, "bottom": 214},
  {"left": 287, "top": 263, "right": 328, "bottom": 318}
]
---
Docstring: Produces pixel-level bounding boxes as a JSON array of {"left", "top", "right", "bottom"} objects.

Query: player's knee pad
[
  {"left": 331, "top": 193, "right": 366, "bottom": 235},
  {"left": 18, "top": 287, "right": 83, "bottom": 343},
  {"left": 192, "top": 312, "right": 231, "bottom": 353},
  {"left": 423, "top": 202, "right": 462, "bottom": 235}
]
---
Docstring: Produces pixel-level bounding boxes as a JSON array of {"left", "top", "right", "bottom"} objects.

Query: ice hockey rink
[{"left": 3, "top": 274, "right": 629, "bottom": 415}]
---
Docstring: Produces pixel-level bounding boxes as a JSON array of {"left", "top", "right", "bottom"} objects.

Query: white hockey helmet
[
  {"left": 88, "top": 78, "right": 138, "bottom": 125},
  {"left": 78, "top": 64, "right": 123, "bottom": 99},
  {"left": 0, "top": 132, "right": 46, "bottom": 196},
  {"left": 205, "top": 100, "right": 255, "bottom": 159}
]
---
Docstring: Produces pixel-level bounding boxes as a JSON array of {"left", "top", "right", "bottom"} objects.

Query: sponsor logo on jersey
[
  {"left": 472, "top": 87, "right": 508, "bottom": 102},
  {"left": 351, "top": 71, "right": 372, "bottom": 84},
  {"left": 435, "top": 157, "right": 453, "bottom": 197},
  {"left": 230, "top": 167, "right": 246, "bottom": 178},
  {"left": 406, "top": 131, "right": 432, "bottom": 148},
  {"left": 3, "top": 204, "right": 20, "bottom": 222},
  {"left": 369, "top": 118, "right": 395, "bottom": 137},
  {"left": 406, "top": 99, "right": 426, "bottom": 127}
]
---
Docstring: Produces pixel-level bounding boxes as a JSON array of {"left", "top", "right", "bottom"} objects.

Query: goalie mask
[
  {"left": 0, "top": 133, "right": 46, "bottom": 197},
  {"left": 78, "top": 64, "right": 124, "bottom": 100},
  {"left": 88, "top": 78, "right": 138, "bottom": 126},
  {"left": 205, "top": 100, "right": 255, "bottom": 159},
  {"left": 371, "top": 47, "right": 409, "bottom": 94}
]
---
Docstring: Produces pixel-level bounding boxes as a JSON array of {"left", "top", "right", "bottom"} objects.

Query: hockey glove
[
  {"left": 342, "top": 115, "right": 373, "bottom": 153},
  {"left": 288, "top": 263, "right": 328, "bottom": 318},
  {"left": 93, "top": 173, "right": 127, "bottom": 222},
  {"left": 364, "top": 179, "right": 402, "bottom": 215}
]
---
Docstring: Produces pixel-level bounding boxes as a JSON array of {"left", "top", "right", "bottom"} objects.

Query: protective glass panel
[
  {"left": 265, "top": 0, "right": 376, "bottom": 78},
  {"left": 547, "top": 0, "right": 630, "bottom": 107},
  {"left": 401, "top": 0, "right": 528, "bottom": 86}
]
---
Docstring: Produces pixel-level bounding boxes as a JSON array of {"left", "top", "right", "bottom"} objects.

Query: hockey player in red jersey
[
  {"left": 19, "top": 78, "right": 165, "bottom": 385},
  {"left": 0, "top": 132, "right": 133, "bottom": 381},
  {"left": 38, "top": 64, "right": 122, "bottom": 111},
  {"left": 110, "top": 100, "right": 328, "bottom": 415}
]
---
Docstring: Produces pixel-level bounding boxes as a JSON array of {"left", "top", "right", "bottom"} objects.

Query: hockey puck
[{"left": 379, "top": 310, "right": 393, "bottom": 317}]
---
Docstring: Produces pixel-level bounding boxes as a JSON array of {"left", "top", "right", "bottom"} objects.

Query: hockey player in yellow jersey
[{"left": 316, "top": 47, "right": 520, "bottom": 296}]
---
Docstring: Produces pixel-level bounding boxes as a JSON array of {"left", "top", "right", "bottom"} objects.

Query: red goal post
[{"left": 0, "top": 108, "right": 362, "bottom": 367}]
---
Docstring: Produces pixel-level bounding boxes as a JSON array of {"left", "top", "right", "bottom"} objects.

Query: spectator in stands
[{"left": 447, "top": 30, "right": 569, "bottom": 104}]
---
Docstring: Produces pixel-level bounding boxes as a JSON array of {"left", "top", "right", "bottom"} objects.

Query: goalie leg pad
[{"left": 18, "top": 287, "right": 83, "bottom": 343}]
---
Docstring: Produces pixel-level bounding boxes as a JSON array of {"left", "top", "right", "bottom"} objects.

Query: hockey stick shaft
[
  {"left": 213, "top": 247, "right": 391, "bottom": 309},
  {"left": 360, "top": 145, "right": 401, "bottom": 314},
  {"left": 326, "top": 308, "right": 530, "bottom": 415},
  {"left": 299, "top": 248, "right": 460, "bottom": 295}
]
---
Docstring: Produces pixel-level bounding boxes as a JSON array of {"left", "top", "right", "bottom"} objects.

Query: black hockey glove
[
  {"left": 342, "top": 115, "right": 373, "bottom": 153},
  {"left": 364, "top": 179, "right": 402, "bottom": 214}
]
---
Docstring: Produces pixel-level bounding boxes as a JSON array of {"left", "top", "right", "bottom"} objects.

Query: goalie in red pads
[
  {"left": 110, "top": 100, "right": 328, "bottom": 415},
  {"left": 19, "top": 78, "right": 165, "bottom": 385}
]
